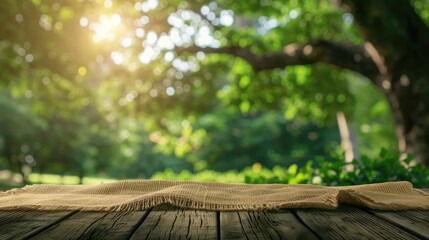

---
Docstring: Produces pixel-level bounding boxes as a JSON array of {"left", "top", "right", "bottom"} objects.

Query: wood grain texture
[
  {"left": 130, "top": 204, "right": 217, "bottom": 240},
  {"left": 1, "top": 198, "right": 429, "bottom": 239},
  {"left": 295, "top": 206, "right": 420, "bottom": 240},
  {"left": 0, "top": 210, "right": 74, "bottom": 240},
  {"left": 369, "top": 210, "right": 429, "bottom": 239},
  {"left": 31, "top": 211, "right": 147, "bottom": 240},
  {"left": 220, "top": 210, "right": 319, "bottom": 240}
]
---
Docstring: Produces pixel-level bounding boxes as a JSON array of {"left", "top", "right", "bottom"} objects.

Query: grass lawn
[
  {"left": 0, "top": 171, "right": 117, "bottom": 190},
  {"left": 28, "top": 173, "right": 117, "bottom": 185}
]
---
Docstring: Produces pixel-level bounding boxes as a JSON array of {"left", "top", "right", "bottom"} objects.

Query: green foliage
[
  {"left": 315, "top": 149, "right": 429, "bottom": 187},
  {"left": 243, "top": 162, "right": 313, "bottom": 184},
  {"left": 152, "top": 149, "right": 429, "bottom": 187},
  {"left": 179, "top": 110, "right": 340, "bottom": 171},
  {"left": 151, "top": 168, "right": 244, "bottom": 183},
  {"left": 412, "top": 0, "right": 429, "bottom": 24}
]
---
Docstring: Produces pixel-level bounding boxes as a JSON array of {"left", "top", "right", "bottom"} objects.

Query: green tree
[
  {"left": 0, "top": 1, "right": 121, "bottom": 181},
  {"left": 172, "top": 0, "right": 429, "bottom": 165},
  {"left": 1, "top": 0, "right": 428, "bottom": 169},
  {"left": 72, "top": 0, "right": 429, "bottom": 165},
  {"left": 0, "top": 92, "right": 47, "bottom": 182}
]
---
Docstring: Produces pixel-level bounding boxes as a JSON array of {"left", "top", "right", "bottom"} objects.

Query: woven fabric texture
[{"left": 0, "top": 180, "right": 428, "bottom": 211}]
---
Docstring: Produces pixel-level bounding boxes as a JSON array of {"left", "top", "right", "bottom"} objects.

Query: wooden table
[
  {"left": 1, "top": 188, "right": 428, "bottom": 239},
  {"left": 0, "top": 203, "right": 428, "bottom": 240}
]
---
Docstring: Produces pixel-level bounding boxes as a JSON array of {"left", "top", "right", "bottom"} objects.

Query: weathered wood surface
[
  {"left": 130, "top": 204, "right": 217, "bottom": 240},
  {"left": 31, "top": 211, "right": 148, "bottom": 240},
  {"left": 220, "top": 210, "right": 319, "bottom": 239},
  {"left": 368, "top": 210, "right": 429, "bottom": 239},
  {"left": 295, "top": 206, "right": 421, "bottom": 240},
  {"left": 0, "top": 204, "right": 428, "bottom": 239},
  {"left": 0, "top": 210, "right": 75, "bottom": 240}
]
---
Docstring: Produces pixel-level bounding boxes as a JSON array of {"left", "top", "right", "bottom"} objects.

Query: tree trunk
[
  {"left": 343, "top": 0, "right": 429, "bottom": 166},
  {"left": 78, "top": 171, "right": 84, "bottom": 185},
  {"left": 383, "top": 69, "right": 429, "bottom": 166},
  {"left": 336, "top": 111, "right": 360, "bottom": 171}
]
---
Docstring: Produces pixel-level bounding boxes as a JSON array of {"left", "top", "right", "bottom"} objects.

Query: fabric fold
[{"left": 0, "top": 180, "right": 428, "bottom": 211}]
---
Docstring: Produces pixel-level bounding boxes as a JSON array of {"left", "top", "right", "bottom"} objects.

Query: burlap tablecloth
[{"left": 0, "top": 180, "right": 428, "bottom": 211}]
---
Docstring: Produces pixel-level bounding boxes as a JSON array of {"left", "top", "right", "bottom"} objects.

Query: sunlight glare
[
  {"left": 169, "top": 28, "right": 183, "bottom": 46},
  {"left": 91, "top": 14, "right": 122, "bottom": 43},
  {"left": 168, "top": 14, "right": 184, "bottom": 28},
  {"left": 121, "top": 37, "right": 133, "bottom": 48},
  {"left": 166, "top": 87, "right": 175, "bottom": 96},
  {"left": 164, "top": 52, "right": 174, "bottom": 62},
  {"left": 135, "top": 28, "right": 145, "bottom": 38},
  {"left": 80, "top": 17, "right": 88, "bottom": 27},
  {"left": 220, "top": 10, "right": 233, "bottom": 26},
  {"left": 172, "top": 59, "right": 190, "bottom": 72},
  {"left": 157, "top": 35, "right": 174, "bottom": 50},
  {"left": 196, "top": 26, "right": 213, "bottom": 46},
  {"left": 111, "top": 14, "right": 121, "bottom": 26},
  {"left": 104, "top": 0, "right": 113, "bottom": 8},
  {"left": 289, "top": 10, "right": 298, "bottom": 19},
  {"left": 200, "top": 6, "right": 210, "bottom": 15},
  {"left": 139, "top": 47, "right": 156, "bottom": 64},
  {"left": 146, "top": 31, "right": 158, "bottom": 44},
  {"left": 138, "top": 0, "right": 159, "bottom": 12},
  {"left": 111, "top": 51, "right": 124, "bottom": 64}
]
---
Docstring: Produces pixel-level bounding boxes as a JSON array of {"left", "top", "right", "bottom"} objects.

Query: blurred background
[{"left": 0, "top": 0, "right": 428, "bottom": 188}]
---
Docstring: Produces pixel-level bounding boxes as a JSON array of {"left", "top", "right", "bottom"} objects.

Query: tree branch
[{"left": 176, "top": 40, "right": 380, "bottom": 81}]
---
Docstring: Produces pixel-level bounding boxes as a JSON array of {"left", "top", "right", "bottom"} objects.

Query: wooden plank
[
  {"left": 368, "top": 210, "right": 429, "bottom": 239},
  {"left": 220, "top": 210, "right": 319, "bottom": 240},
  {"left": 0, "top": 210, "right": 75, "bottom": 240},
  {"left": 31, "top": 210, "right": 148, "bottom": 240},
  {"left": 295, "top": 206, "right": 421, "bottom": 240},
  {"left": 130, "top": 204, "right": 217, "bottom": 240}
]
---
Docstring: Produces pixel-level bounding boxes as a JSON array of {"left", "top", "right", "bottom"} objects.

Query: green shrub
[
  {"left": 315, "top": 148, "right": 429, "bottom": 187},
  {"left": 243, "top": 162, "right": 313, "bottom": 184},
  {"left": 151, "top": 149, "right": 429, "bottom": 187}
]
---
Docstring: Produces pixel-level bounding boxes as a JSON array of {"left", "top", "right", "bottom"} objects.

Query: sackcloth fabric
[{"left": 0, "top": 180, "right": 428, "bottom": 211}]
